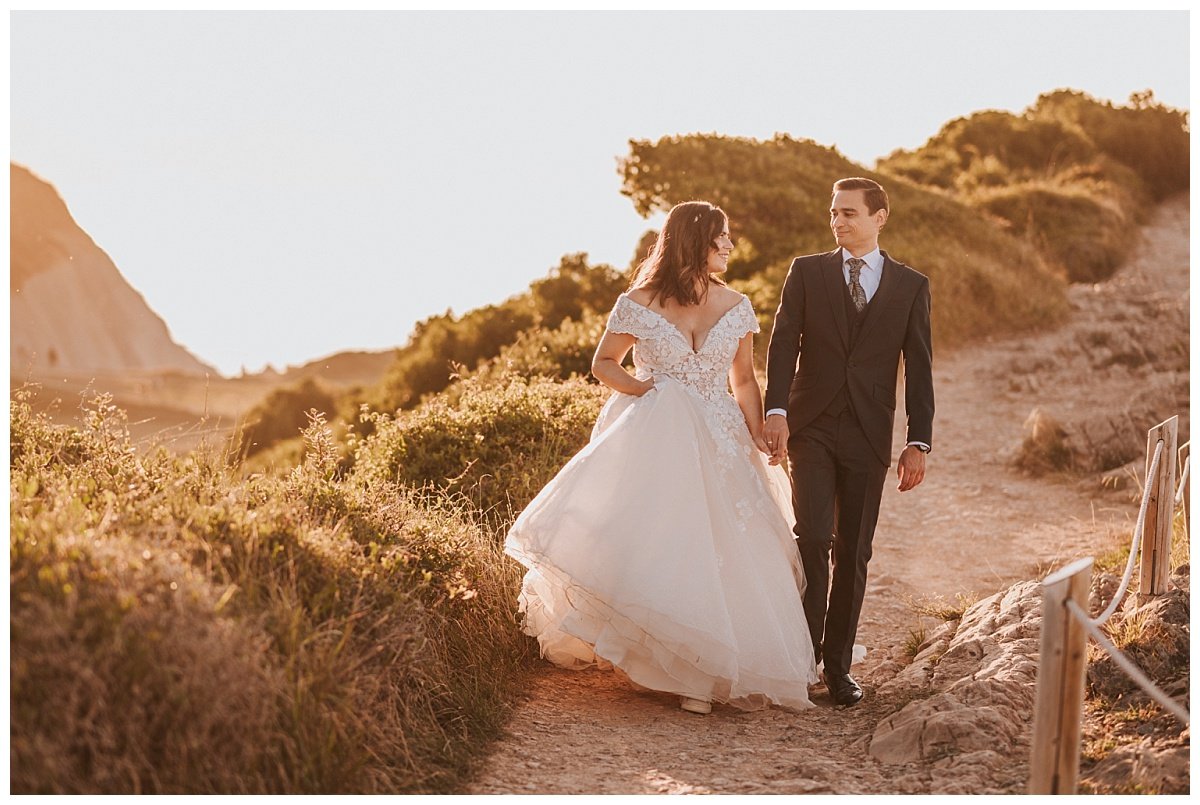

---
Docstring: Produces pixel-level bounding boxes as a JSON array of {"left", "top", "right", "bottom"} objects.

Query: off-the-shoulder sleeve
[
  {"left": 605, "top": 295, "right": 645, "bottom": 337},
  {"left": 730, "top": 295, "right": 760, "bottom": 338}
]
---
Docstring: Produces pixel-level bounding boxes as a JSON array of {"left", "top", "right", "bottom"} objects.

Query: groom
[{"left": 763, "top": 177, "right": 934, "bottom": 707}]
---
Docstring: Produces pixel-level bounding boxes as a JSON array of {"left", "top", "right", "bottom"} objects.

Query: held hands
[
  {"left": 762, "top": 413, "right": 789, "bottom": 466},
  {"left": 751, "top": 429, "right": 784, "bottom": 465},
  {"left": 896, "top": 445, "right": 927, "bottom": 492}
]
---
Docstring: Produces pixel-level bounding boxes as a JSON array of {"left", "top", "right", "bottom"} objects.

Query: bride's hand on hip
[{"left": 635, "top": 377, "right": 656, "bottom": 397}]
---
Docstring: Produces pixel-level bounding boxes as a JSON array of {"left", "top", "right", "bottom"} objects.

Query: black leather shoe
[{"left": 821, "top": 672, "right": 863, "bottom": 707}]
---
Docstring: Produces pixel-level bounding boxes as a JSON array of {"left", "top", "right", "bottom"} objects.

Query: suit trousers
[{"left": 788, "top": 404, "right": 889, "bottom": 677}]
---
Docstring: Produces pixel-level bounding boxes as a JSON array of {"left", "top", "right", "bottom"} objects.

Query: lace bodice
[
  {"left": 597, "top": 291, "right": 781, "bottom": 538},
  {"left": 604, "top": 292, "right": 760, "bottom": 403}
]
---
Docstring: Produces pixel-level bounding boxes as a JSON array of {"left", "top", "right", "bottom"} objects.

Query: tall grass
[{"left": 10, "top": 388, "right": 539, "bottom": 793}]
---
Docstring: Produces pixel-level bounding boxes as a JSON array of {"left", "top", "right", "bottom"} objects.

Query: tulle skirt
[{"left": 505, "top": 377, "right": 822, "bottom": 710}]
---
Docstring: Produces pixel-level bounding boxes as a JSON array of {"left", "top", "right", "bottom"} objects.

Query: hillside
[
  {"left": 10, "top": 163, "right": 216, "bottom": 377},
  {"left": 19, "top": 351, "right": 397, "bottom": 455},
  {"left": 877, "top": 90, "right": 1188, "bottom": 283},
  {"left": 272, "top": 349, "right": 397, "bottom": 388},
  {"left": 10, "top": 162, "right": 401, "bottom": 450}
]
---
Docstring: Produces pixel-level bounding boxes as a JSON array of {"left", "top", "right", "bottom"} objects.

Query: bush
[
  {"left": 474, "top": 310, "right": 608, "bottom": 383},
  {"left": 352, "top": 372, "right": 607, "bottom": 522},
  {"left": 1013, "top": 407, "right": 1076, "bottom": 475},
  {"left": 1034, "top": 89, "right": 1190, "bottom": 199},
  {"left": 376, "top": 254, "right": 625, "bottom": 412},
  {"left": 10, "top": 390, "right": 534, "bottom": 793},
  {"left": 879, "top": 110, "right": 1101, "bottom": 192},
  {"left": 236, "top": 378, "right": 339, "bottom": 458}
]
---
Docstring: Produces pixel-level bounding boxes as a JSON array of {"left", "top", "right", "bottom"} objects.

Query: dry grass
[
  {"left": 900, "top": 592, "right": 974, "bottom": 662},
  {"left": 1169, "top": 507, "right": 1190, "bottom": 570},
  {"left": 1077, "top": 536, "right": 1189, "bottom": 794},
  {"left": 1013, "top": 407, "right": 1076, "bottom": 475},
  {"left": 903, "top": 592, "right": 978, "bottom": 622},
  {"left": 901, "top": 623, "right": 928, "bottom": 660},
  {"left": 10, "top": 389, "right": 536, "bottom": 793}
]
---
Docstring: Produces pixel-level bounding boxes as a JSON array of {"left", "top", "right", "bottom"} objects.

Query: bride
[{"left": 505, "top": 201, "right": 819, "bottom": 714}]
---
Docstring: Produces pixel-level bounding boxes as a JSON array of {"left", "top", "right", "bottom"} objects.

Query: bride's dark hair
[{"left": 629, "top": 201, "right": 728, "bottom": 307}]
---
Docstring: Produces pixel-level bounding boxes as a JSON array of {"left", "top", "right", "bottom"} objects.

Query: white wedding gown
[{"left": 504, "top": 292, "right": 821, "bottom": 710}]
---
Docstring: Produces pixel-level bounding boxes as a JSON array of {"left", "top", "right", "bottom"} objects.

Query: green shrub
[
  {"left": 474, "top": 310, "right": 608, "bottom": 383},
  {"left": 352, "top": 372, "right": 607, "bottom": 523},
  {"left": 376, "top": 254, "right": 625, "bottom": 412},
  {"left": 10, "top": 390, "right": 534, "bottom": 793},
  {"left": 236, "top": 378, "right": 339, "bottom": 459},
  {"left": 879, "top": 110, "right": 1101, "bottom": 192},
  {"left": 1034, "top": 89, "right": 1189, "bottom": 199}
]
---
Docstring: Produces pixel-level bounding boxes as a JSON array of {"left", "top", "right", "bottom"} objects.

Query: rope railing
[
  {"left": 1029, "top": 415, "right": 1186, "bottom": 794},
  {"left": 1091, "top": 438, "right": 1162, "bottom": 627},
  {"left": 1175, "top": 454, "right": 1189, "bottom": 507},
  {"left": 1065, "top": 599, "right": 1189, "bottom": 725}
]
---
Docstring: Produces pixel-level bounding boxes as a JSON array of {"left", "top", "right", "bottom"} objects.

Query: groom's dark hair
[{"left": 832, "top": 177, "right": 889, "bottom": 216}]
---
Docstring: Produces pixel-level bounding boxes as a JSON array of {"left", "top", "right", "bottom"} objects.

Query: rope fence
[
  {"left": 1174, "top": 453, "right": 1189, "bottom": 507},
  {"left": 1029, "top": 415, "right": 1189, "bottom": 794},
  {"left": 1091, "top": 437, "right": 1161, "bottom": 626}
]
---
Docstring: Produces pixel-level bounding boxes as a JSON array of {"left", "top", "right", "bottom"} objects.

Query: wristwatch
[{"left": 913, "top": 443, "right": 931, "bottom": 454}]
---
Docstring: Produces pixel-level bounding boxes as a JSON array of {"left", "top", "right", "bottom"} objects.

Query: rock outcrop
[
  {"left": 869, "top": 563, "right": 1191, "bottom": 794},
  {"left": 10, "top": 163, "right": 215, "bottom": 377},
  {"left": 869, "top": 581, "right": 1043, "bottom": 791}
]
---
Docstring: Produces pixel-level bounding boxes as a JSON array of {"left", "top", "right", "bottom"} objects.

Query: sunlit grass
[
  {"left": 10, "top": 388, "right": 545, "bottom": 793},
  {"left": 903, "top": 592, "right": 978, "bottom": 622}
]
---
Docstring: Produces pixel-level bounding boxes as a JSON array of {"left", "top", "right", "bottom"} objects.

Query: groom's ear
[{"left": 876, "top": 208, "right": 889, "bottom": 229}]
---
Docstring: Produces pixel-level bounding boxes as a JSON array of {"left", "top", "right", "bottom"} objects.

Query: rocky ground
[{"left": 463, "top": 195, "right": 1190, "bottom": 795}]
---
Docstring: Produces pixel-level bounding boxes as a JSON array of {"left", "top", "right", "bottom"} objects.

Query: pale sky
[{"left": 10, "top": 10, "right": 1190, "bottom": 376}]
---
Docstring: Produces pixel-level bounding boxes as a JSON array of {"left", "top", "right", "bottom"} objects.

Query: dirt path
[{"left": 465, "top": 196, "right": 1190, "bottom": 795}]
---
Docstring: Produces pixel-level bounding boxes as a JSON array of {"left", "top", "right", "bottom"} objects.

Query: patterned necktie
[{"left": 847, "top": 257, "right": 867, "bottom": 312}]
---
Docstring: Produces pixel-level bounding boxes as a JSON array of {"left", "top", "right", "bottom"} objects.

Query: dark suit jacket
[{"left": 764, "top": 248, "right": 934, "bottom": 466}]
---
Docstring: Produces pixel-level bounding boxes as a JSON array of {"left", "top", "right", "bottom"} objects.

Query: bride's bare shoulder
[
  {"left": 711, "top": 285, "right": 745, "bottom": 308},
  {"left": 626, "top": 287, "right": 655, "bottom": 306}
]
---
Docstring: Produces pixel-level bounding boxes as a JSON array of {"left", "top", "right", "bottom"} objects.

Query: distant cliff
[{"left": 10, "top": 163, "right": 216, "bottom": 377}]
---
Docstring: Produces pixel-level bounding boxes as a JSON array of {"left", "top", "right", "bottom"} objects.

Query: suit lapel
[
  {"left": 820, "top": 248, "right": 850, "bottom": 351},
  {"left": 854, "top": 250, "right": 899, "bottom": 348}
]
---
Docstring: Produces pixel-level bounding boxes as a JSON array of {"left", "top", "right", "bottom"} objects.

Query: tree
[
  {"left": 529, "top": 253, "right": 626, "bottom": 326},
  {"left": 619, "top": 134, "right": 853, "bottom": 276}
]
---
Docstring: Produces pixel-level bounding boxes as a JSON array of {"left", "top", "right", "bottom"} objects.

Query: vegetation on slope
[
  {"left": 618, "top": 132, "right": 1069, "bottom": 348},
  {"left": 10, "top": 381, "right": 604, "bottom": 792},
  {"left": 879, "top": 90, "right": 1188, "bottom": 282}
]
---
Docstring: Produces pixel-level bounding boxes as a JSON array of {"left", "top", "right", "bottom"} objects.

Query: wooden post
[
  {"left": 1030, "top": 557, "right": 1094, "bottom": 795},
  {"left": 1178, "top": 440, "right": 1190, "bottom": 544},
  {"left": 1139, "top": 417, "right": 1178, "bottom": 603}
]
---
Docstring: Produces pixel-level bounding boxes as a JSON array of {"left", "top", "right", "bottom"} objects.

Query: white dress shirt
[{"left": 765, "top": 248, "right": 929, "bottom": 453}]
